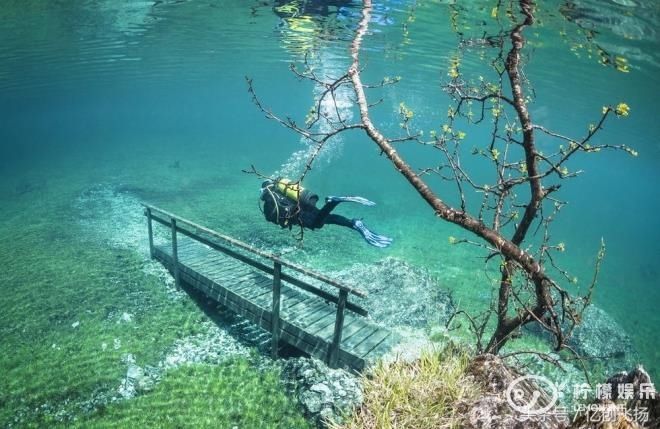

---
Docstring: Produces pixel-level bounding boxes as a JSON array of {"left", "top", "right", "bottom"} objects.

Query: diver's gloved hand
[
  {"left": 352, "top": 219, "right": 393, "bottom": 248},
  {"left": 326, "top": 196, "right": 376, "bottom": 206}
]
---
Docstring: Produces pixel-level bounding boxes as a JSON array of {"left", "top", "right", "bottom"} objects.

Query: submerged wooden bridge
[{"left": 144, "top": 205, "right": 397, "bottom": 370}]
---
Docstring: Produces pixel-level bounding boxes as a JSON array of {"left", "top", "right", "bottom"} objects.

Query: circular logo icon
[{"left": 506, "top": 375, "right": 559, "bottom": 415}]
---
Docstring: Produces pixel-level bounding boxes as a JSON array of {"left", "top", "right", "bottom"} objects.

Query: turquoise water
[{"left": 1, "top": 0, "right": 658, "bottom": 426}]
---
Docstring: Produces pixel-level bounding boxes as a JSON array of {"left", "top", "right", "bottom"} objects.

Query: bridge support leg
[
  {"left": 171, "top": 218, "right": 180, "bottom": 290},
  {"left": 146, "top": 208, "right": 154, "bottom": 259},
  {"left": 271, "top": 262, "right": 282, "bottom": 359},
  {"left": 328, "top": 289, "right": 348, "bottom": 368}
]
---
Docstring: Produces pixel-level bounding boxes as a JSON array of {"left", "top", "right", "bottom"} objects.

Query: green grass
[
  {"left": 0, "top": 241, "right": 207, "bottom": 427},
  {"left": 332, "top": 343, "right": 481, "bottom": 429},
  {"left": 0, "top": 190, "right": 309, "bottom": 428},
  {"left": 66, "top": 361, "right": 312, "bottom": 429}
]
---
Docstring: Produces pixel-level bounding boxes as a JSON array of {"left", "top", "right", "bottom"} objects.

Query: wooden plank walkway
[{"left": 144, "top": 205, "right": 397, "bottom": 371}]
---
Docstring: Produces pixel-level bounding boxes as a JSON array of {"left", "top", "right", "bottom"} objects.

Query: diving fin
[
  {"left": 352, "top": 219, "right": 393, "bottom": 248},
  {"left": 325, "top": 195, "right": 376, "bottom": 206}
]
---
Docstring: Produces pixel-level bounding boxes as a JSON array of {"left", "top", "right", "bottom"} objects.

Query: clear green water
[{"left": 0, "top": 0, "right": 658, "bottom": 426}]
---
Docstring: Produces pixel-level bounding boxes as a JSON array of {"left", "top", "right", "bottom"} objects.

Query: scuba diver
[{"left": 260, "top": 178, "right": 393, "bottom": 248}]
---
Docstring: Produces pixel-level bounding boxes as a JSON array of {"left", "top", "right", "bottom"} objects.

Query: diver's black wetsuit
[
  {"left": 261, "top": 185, "right": 352, "bottom": 230},
  {"left": 299, "top": 199, "right": 354, "bottom": 229}
]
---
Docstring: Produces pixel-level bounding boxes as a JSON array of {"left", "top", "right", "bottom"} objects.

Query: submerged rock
[
  {"left": 335, "top": 257, "right": 455, "bottom": 330},
  {"left": 571, "top": 306, "right": 637, "bottom": 365},
  {"left": 281, "top": 357, "right": 362, "bottom": 428},
  {"left": 161, "top": 321, "right": 251, "bottom": 368},
  {"left": 117, "top": 353, "right": 156, "bottom": 400},
  {"left": 606, "top": 366, "right": 656, "bottom": 401},
  {"left": 526, "top": 305, "right": 638, "bottom": 375}
]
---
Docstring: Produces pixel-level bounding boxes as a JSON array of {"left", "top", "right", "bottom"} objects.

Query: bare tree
[{"left": 247, "top": 0, "right": 635, "bottom": 357}]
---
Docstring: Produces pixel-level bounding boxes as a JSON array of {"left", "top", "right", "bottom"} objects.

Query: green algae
[
  {"left": 0, "top": 190, "right": 308, "bottom": 427},
  {"left": 65, "top": 361, "right": 311, "bottom": 429}
]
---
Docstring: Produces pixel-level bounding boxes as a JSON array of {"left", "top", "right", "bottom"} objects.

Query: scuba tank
[
  {"left": 276, "top": 178, "right": 303, "bottom": 201},
  {"left": 275, "top": 178, "right": 319, "bottom": 207}
]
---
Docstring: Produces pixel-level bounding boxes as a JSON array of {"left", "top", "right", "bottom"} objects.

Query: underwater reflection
[{"left": 559, "top": 0, "right": 659, "bottom": 68}]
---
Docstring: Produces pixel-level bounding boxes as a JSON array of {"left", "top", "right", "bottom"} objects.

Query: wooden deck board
[
  {"left": 342, "top": 322, "right": 374, "bottom": 343},
  {"left": 226, "top": 273, "right": 269, "bottom": 295},
  {"left": 281, "top": 293, "right": 316, "bottom": 316},
  {"left": 280, "top": 289, "right": 309, "bottom": 311},
  {"left": 306, "top": 312, "right": 340, "bottom": 337},
  {"left": 320, "top": 315, "right": 362, "bottom": 341},
  {"left": 238, "top": 278, "right": 273, "bottom": 302},
  {"left": 188, "top": 255, "right": 235, "bottom": 270},
  {"left": 286, "top": 301, "right": 336, "bottom": 329},
  {"left": 204, "top": 261, "right": 251, "bottom": 279},
  {"left": 352, "top": 328, "right": 392, "bottom": 358},
  {"left": 285, "top": 295, "right": 330, "bottom": 319},
  {"left": 341, "top": 324, "right": 380, "bottom": 351}
]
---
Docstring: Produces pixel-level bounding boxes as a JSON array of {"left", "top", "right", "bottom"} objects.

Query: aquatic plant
[
  {"left": 0, "top": 191, "right": 310, "bottom": 427},
  {"left": 246, "top": 0, "right": 638, "bottom": 369},
  {"left": 67, "top": 360, "right": 312, "bottom": 429},
  {"left": 329, "top": 344, "right": 480, "bottom": 429}
]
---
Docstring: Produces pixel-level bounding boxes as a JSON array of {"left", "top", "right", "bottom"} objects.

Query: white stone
[
  {"left": 126, "top": 364, "right": 144, "bottom": 381},
  {"left": 310, "top": 383, "right": 333, "bottom": 402}
]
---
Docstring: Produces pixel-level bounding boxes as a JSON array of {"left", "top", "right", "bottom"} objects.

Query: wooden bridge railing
[{"left": 143, "top": 204, "right": 368, "bottom": 367}]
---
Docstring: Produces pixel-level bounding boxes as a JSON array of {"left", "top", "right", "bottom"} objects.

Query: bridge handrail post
[
  {"left": 328, "top": 289, "right": 348, "bottom": 368},
  {"left": 271, "top": 262, "right": 282, "bottom": 359},
  {"left": 146, "top": 208, "right": 154, "bottom": 258},
  {"left": 171, "top": 218, "right": 180, "bottom": 290}
]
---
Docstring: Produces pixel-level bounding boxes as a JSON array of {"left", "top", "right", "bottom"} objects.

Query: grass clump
[{"left": 333, "top": 344, "right": 481, "bottom": 429}]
